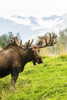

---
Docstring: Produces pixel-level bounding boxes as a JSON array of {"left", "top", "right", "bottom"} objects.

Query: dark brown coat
[
  {"left": 0, "top": 43, "right": 42, "bottom": 86},
  {"left": 0, "top": 33, "right": 57, "bottom": 86}
]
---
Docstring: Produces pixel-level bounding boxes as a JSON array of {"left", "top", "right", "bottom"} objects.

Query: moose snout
[
  {"left": 38, "top": 59, "right": 43, "bottom": 64},
  {"left": 37, "top": 57, "right": 43, "bottom": 64}
]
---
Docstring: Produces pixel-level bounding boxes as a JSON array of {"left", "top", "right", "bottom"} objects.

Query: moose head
[{"left": 11, "top": 33, "right": 57, "bottom": 65}]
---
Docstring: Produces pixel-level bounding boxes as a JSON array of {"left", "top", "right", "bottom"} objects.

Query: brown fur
[
  {"left": 0, "top": 43, "right": 42, "bottom": 86},
  {"left": 0, "top": 33, "right": 57, "bottom": 86}
]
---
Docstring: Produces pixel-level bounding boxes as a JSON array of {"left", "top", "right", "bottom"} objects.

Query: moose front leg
[{"left": 11, "top": 68, "right": 19, "bottom": 88}]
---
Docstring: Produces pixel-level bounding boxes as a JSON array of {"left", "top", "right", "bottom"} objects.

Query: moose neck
[{"left": 22, "top": 49, "right": 33, "bottom": 65}]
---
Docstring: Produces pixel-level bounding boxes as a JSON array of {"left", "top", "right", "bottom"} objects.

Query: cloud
[{"left": 0, "top": 0, "right": 67, "bottom": 18}]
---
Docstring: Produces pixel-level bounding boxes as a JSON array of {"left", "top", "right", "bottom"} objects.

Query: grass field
[{"left": 0, "top": 55, "right": 67, "bottom": 100}]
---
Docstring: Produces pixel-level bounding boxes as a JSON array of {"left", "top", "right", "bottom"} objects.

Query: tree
[
  {"left": 0, "top": 32, "right": 13, "bottom": 48},
  {"left": 0, "top": 32, "right": 21, "bottom": 48},
  {"left": 59, "top": 31, "right": 67, "bottom": 52}
]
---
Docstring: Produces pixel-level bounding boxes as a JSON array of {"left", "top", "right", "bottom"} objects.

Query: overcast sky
[{"left": 0, "top": 0, "right": 67, "bottom": 18}]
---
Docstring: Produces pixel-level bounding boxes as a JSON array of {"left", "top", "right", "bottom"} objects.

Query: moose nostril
[{"left": 39, "top": 58, "right": 43, "bottom": 63}]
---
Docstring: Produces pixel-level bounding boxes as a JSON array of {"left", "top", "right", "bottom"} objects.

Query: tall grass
[{"left": 0, "top": 55, "right": 67, "bottom": 100}]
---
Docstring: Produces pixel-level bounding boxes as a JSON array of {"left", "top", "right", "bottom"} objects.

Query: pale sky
[{"left": 0, "top": 0, "right": 67, "bottom": 18}]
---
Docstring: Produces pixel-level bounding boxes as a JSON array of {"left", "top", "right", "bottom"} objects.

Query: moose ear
[{"left": 11, "top": 37, "right": 21, "bottom": 46}]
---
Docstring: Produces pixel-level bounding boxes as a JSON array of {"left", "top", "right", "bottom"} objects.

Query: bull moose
[{"left": 0, "top": 33, "right": 57, "bottom": 86}]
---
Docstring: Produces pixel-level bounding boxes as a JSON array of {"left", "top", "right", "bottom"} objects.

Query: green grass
[{"left": 0, "top": 55, "right": 67, "bottom": 100}]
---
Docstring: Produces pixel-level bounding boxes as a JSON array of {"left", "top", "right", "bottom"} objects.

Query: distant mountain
[
  {"left": 0, "top": 17, "right": 34, "bottom": 43},
  {"left": 28, "top": 16, "right": 39, "bottom": 25},
  {"left": 0, "top": 13, "right": 67, "bottom": 42},
  {"left": 42, "top": 15, "right": 60, "bottom": 20}
]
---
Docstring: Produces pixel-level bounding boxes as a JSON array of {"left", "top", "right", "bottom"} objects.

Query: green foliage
[
  {"left": 0, "top": 56, "right": 67, "bottom": 100},
  {"left": 41, "top": 30, "right": 67, "bottom": 55},
  {"left": 0, "top": 32, "right": 21, "bottom": 48},
  {"left": 54, "top": 30, "right": 67, "bottom": 54}
]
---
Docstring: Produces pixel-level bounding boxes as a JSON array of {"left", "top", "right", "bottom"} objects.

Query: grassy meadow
[{"left": 0, "top": 54, "right": 67, "bottom": 100}]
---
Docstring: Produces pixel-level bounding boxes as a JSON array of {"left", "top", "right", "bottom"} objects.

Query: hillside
[{"left": 0, "top": 55, "right": 67, "bottom": 100}]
